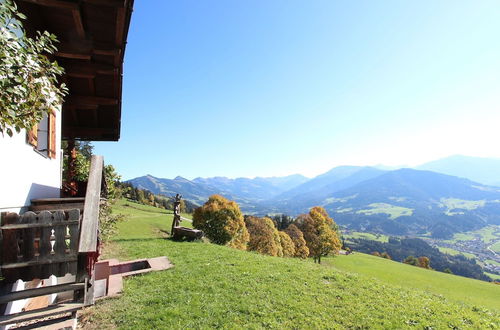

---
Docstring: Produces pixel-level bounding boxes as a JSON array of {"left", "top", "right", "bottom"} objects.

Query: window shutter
[
  {"left": 27, "top": 124, "right": 38, "bottom": 147},
  {"left": 48, "top": 111, "right": 57, "bottom": 159}
]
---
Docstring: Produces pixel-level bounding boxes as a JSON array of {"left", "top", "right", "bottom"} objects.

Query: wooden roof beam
[
  {"left": 83, "top": 0, "right": 125, "bottom": 8},
  {"left": 66, "top": 95, "right": 118, "bottom": 106},
  {"left": 64, "top": 63, "right": 118, "bottom": 78},
  {"left": 19, "top": 0, "right": 78, "bottom": 10},
  {"left": 63, "top": 127, "right": 118, "bottom": 139},
  {"left": 55, "top": 49, "right": 120, "bottom": 60},
  {"left": 55, "top": 51, "right": 91, "bottom": 60},
  {"left": 115, "top": 7, "right": 126, "bottom": 46},
  {"left": 55, "top": 43, "right": 121, "bottom": 60},
  {"left": 72, "top": 8, "right": 86, "bottom": 39}
]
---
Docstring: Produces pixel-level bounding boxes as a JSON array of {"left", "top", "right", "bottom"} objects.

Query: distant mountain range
[
  {"left": 417, "top": 155, "right": 500, "bottom": 186},
  {"left": 128, "top": 173, "right": 308, "bottom": 212},
  {"left": 127, "top": 155, "right": 500, "bottom": 238}
]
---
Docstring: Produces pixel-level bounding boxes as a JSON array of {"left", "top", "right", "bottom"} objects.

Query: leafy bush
[
  {"left": 99, "top": 201, "right": 125, "bottom": 242},
  {"left": 193, "top": 195, "right": 249, "bottom": 249},
  {"left": 0, "top": 0, "right": 67, "bottom": 136}
]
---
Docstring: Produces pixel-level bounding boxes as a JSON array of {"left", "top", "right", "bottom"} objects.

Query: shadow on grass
[{"left": 159, "top": 229, "right": 171, "bottom": 236}]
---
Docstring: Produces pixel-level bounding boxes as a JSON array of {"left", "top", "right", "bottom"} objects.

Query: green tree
[
  {"left": 404, "top": 255, "right": 418, "bottom": 266},
  {"left": 0, "top": 0, "right": 67, "bottom": 136},
  {"left": 63, "top": 141, "right": 122, "bottom": 199},
  {"left": 284, "top": 224, "right": 309, "bottom": 258},
  {"left": 271, "top": 214, "right": 294, "bottom": 230},
  {"left": 297, "top": 206, "right": 342, "bottom": 263},
  {"left": 192, "top": 195, "right": 249, "bottom": 249}
]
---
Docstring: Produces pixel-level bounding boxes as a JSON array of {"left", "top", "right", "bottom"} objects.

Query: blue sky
[{"left": 94, "top": 1, "right": 500, "bottom": 180}]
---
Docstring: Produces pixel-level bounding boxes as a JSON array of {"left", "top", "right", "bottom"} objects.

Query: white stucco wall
[{"left": 0, "top": 108, "right": 62, "bottom": 213}]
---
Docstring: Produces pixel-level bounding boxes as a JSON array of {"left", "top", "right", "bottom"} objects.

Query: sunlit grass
[
  {"left": 326, "top": 253, "right": 500, "bottom": 311},
  {"left": 81, "top": 199, "right": 500, "bottom": 329}
]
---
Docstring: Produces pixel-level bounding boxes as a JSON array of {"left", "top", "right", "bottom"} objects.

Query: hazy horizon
[{"left": 123, "top": 154, "right": 500, "bottom": 181}]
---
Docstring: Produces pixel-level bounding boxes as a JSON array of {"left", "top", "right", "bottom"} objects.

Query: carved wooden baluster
[
  {"left": 20, "top": 211, "right": 37, "bottom": 281},
  {"left": 53, "top": 210, "right": 67, "bottom": 276},
  {"left": 68, "top": 209, "right": 81, "bottom": 275},
  {"left": 1, "top": 212, "right": 21, "bottom": 282},
  {"left": 38, "top": 210, "right": 53, "bottom": 279}
]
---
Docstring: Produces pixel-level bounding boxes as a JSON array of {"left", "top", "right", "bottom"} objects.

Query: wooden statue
[
  {"left": 170, "top": 194, "right": 203, "bottom": 240},
  {"left": 171, "top": 194, "right": 182, "bottom": 235}
]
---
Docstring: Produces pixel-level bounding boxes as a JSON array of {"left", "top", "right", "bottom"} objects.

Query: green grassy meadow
[
  {"left": 326, "top": 253, "right": 500, "bottom": 310},
  {"left": 491, "top": 241, "right": 500, "bottom": 253},
  {"left": 343, "top": 231, "right": 389, "bottom": 243},
  {"left": 81, "top": 200, "right": 500, "bottom": 329},
  {"left": 485, "top": 272, "right": 500, "bottom": 281},
  {"left": 437, "top": 246, "right": 476, "bottom": 259},
  {"left": 444, "top": 225, "right": 500, "bottom": 245},
  {"left": 356, "top": 203, "right": 413, "bottom": 219},
  {"left": 439, "top": 198, "right": 486, "bottom": 215}
]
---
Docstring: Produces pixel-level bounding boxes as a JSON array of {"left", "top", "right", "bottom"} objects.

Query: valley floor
[
  {"left": 424, "top": 225, "right": 500, "bottom": 274},
  {"left": 80, "top": 200, "right": 500, "bottom": 329}
]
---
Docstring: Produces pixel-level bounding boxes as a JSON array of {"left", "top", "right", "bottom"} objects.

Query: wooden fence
[{"left": 0, "top": 209, "right": 81, "bottom": 282}]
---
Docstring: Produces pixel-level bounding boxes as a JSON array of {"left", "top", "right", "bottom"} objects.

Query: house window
[{"left": 27, "top": 111, "right": 57, "bottom": 159}]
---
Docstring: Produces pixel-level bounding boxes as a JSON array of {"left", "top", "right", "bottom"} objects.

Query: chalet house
[
  {"left": 0, "top": 0, "right": 133, "bottom": 213},
  {"left": 0, "top": 0, "right": 134, "bottom": 327}
]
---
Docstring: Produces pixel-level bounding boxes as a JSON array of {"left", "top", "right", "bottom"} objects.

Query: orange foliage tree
[
  {"left": 297, "top": 206, "right": 341, "bottom": 263},
  {"left": 284, "top": 224, "right": 309, "bottom": 258},
  {"left": 244, "top": 216, "right": 283, "bottom": 256},
  {"left": 381, "top": 252, "right": 392, "bottom": 260},
  {"left": 417, "top": 256, "right": 430, "bottom": 269},
  {"left": 278, "top": 231, "right": 296, "bottom": 257},
  {"left": 192, "top": 195, "right": 249, "bottom": 249}
]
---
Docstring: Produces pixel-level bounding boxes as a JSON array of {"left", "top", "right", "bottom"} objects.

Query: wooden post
[{"left": 76, "top": 155, "right": 104, "bottom": 306}]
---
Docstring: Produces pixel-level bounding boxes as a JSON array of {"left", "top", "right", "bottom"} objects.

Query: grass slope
[
  {"left": 82, "top": 200, "right": 500, "bottom": 329},
  {"left": 326, "top": 253, "right": 499, "bottom": 310}
]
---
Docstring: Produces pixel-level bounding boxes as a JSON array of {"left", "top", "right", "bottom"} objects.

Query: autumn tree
[
  {"left": 244, "top": 216, "right": 282, "bottom": 256},
  {"left": 278, "top": 231, "right": 296, "bottom": 257},
  {"left": 417, "top": 256, "right": 431, "bottom": 269},
  {"left": 381, "top": 252, "right": 392, "bottom": 260},
  {"left": 297, "top": 206, "right": 342, "bottom": 263},
  {"left": 192, "top": 195, "right": 249, "bottom": 249},
  {"left": 284, "top": 224, "right": 309, "bottom": 258}
]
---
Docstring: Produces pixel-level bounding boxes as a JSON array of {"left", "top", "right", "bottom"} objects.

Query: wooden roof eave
[{"left": 15, "top": 0, "right": 134, "bottom": 141}]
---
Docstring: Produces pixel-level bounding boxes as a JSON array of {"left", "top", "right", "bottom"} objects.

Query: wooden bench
[{"left": 172, "top": 226, "right": 203, "bottom": 240}]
